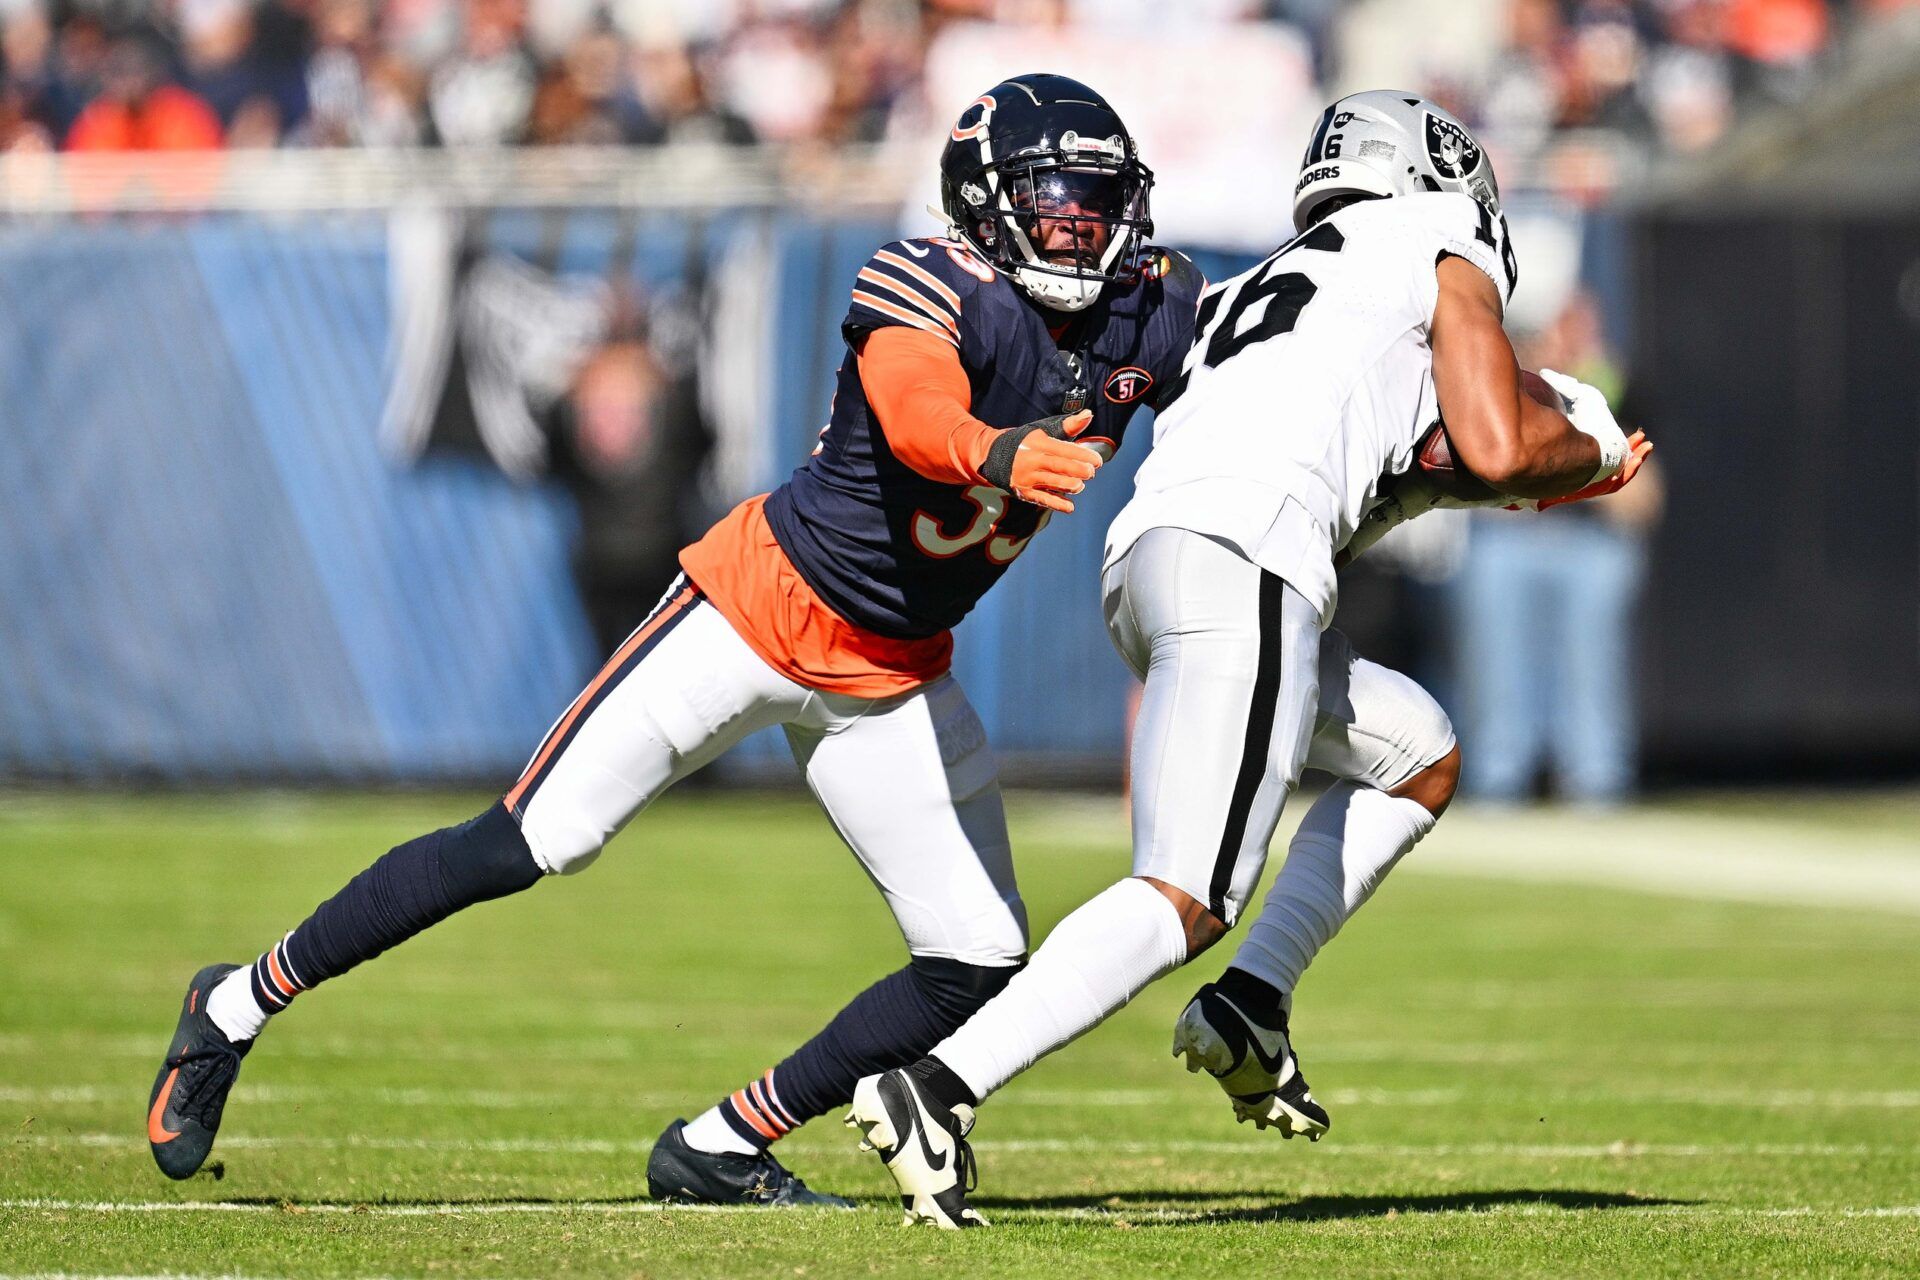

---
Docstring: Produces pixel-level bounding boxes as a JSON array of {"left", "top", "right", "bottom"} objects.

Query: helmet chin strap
[
  {"left": 1014, "top": 267, "right": 1104, "bottom": 312},
  {"left": 1002, "top": 207, "right": 1134, "bottom": 313}
]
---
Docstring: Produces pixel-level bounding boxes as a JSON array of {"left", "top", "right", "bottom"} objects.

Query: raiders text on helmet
[
  {"left": 1291, "top": 91, "right": 1503, "bottom": 232},
  {"left": 939, "top": 73, "right": 1153, "bottom": 313}
]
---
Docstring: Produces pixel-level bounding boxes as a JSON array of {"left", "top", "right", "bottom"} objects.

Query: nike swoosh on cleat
[
  {"left": 148, "top": 1068, "right": 182, "bottom": 1143},
  {"left": 1216, "top": 995, "right": 1292, "bottom": 1075},
  {"left": 910, "top": 1099, "right": 949, "bottom": 1173}
]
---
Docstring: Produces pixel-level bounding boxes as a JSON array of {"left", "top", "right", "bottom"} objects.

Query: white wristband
[
  {"left": 1539, "top": 368, "right": 1626, "bottom": 485},
  {"left": 1571, "top": 418, "right": 1627, "bottom": 485}
]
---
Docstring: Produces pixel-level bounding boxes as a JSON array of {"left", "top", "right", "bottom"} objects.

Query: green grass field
[{"left": 3, "top": 788, "right": 1918, "bottom": 1277}]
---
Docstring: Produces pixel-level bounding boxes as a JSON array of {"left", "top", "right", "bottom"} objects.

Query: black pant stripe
[{"left": 1207, "top": 571, "right": 1288, "bottom": 920}]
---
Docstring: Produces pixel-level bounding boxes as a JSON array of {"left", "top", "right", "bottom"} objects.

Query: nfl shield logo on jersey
[
  {"left": 1424, "top": 113, "right": 1481, "bottom": 180},
  {"left": 1104, "top": 366, "right": 1154, "bottom": 405}
]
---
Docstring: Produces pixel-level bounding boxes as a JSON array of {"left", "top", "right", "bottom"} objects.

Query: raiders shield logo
[
  {"left": 1424, "top": 113, "right": 1482, "bottom": 180},
  {"left": 1103, "top": 366, "right": 1154, "bottom": 405}
]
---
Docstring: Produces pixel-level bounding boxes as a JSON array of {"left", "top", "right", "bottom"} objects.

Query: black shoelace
[
  {"left": 172, "top": 1045, "right": 245, "bottom": 1126},
  {"left": 953, "top": 1126, "right": 978, "bottom": 1195}
]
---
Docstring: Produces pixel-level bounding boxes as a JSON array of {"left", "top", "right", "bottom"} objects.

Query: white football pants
[
  {"left": 1104, "top": 528, "right": 1456, "bottom": 925},
  {"left": 926, "top": 528, "right": 1460, "bottom": 1101},
  {"left": 505, "top": 576, "right": 1028, "bottom": 966}
]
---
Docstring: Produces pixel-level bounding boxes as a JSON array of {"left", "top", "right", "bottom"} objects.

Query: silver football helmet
[{"left": 1292, "top": 91, "right": 1501, "bottom": 231}]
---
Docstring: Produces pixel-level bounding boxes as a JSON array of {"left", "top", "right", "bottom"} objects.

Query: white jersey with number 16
[{"left": 1103, "top": 192, "right": 1517, "bottom": 626}]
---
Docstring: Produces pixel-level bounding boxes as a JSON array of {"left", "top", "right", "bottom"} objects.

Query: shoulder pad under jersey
[
  {"left": 1133, "top": 245, "right": 1207, "bottom": 299},
  {"left": 1393, "top": 192, "right": 1518, "bottom": 311},
  {"left": 843, "top": 237, "right": 1002, "bottom": 349}
]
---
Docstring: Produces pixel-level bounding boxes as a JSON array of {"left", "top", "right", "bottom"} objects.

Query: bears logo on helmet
[{"left": 951, "top": 95, "right": 995, "bottom": 143}]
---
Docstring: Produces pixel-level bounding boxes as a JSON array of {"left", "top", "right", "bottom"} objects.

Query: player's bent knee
[
  {"left": 524, "top": 835, "right": 604, "bottom": 876},
  {"left": 908, "top": 953, "right": 1025, "bottom": 1025},
  {"left": 1140, "top": 876, "right": 1229, "bottom": 958},
  {"left": 948, "top": 898, "right": 1030, "bottom": 972},
  {"left": 1391, "top": 741, "right": 1462, "bottom": 818},
  {"left": 512, "top": 804, "right": 612, "bottom": 876},
  {"left": 440, "top": 802, "right": 546, "bottom": 900},
  {"left": 1368, "top": 675, "right": 1457, "bottom": 803}
]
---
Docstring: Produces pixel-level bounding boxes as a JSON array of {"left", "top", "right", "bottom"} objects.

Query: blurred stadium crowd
[
  {"left": 2, "top": 0, "right": 1913, "bottom": 194},
  {"left": 3, "top": 2, "right": 1916, "bottom": 799}
]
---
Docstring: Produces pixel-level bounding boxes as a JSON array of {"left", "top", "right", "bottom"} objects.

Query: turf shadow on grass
[
  {"left": 179, "top": 1195, "right": 656, "bottom": 1209},
  {"left": 977, "top": 1188, "right": 1693, "bottom": 1224}
]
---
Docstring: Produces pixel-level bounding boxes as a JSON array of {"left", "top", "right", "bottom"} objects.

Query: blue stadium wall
[{"left": 0, "top": 212, "right": 1257, "bottom": 784}]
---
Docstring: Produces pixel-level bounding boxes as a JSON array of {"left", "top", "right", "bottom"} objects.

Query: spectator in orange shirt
[{"left": 66, "top": 37, "right": 223, "bottom": 151}]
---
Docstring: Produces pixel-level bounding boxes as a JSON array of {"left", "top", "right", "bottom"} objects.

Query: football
[
  {"left": 1414, "top": 370, "right": 1567, "bottom": 501},
  {"left": 1413, "top": 422, "right": 1500, "bottom": 502}
]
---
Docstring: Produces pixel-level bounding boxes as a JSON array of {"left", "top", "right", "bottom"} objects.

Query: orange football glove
[{"left": 977, "top": 409, "right": 1101, "bottom": 514}]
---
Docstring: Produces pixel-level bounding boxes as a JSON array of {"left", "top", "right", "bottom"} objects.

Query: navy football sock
[
  {"left": 245, "top": 803, "right": 543, "bottom": 1015},
  {"left": 718, "top": 955, "right": 1020, "bottom": 1148}
]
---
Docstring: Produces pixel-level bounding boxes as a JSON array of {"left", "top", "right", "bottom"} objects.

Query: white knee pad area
[{"left": 1310, "top": 628, "right": 1457, "bottom": 793}]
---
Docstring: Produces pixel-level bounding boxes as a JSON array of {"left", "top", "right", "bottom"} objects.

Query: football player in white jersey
[{"left": 843, "top": 91, "right": 1653, "bottom": 1228}]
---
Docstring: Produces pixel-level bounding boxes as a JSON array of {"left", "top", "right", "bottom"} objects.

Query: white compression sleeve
[
  {"left": 1230, "top": 781, "right": 1436, "bottom": 995},
  {"left": 932, "top": 877, "right": 1189, "bottom": 1102}
]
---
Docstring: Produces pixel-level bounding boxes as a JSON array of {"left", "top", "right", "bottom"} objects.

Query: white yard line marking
[
  {"left": 978, "top": 1140, "right": 1906, "bottom": 1158},
  {"left": 0, "top": 1035, "right": 683, "bottom": 1064},
  {"left": 1410, "top": 809, "right": 1920, "bottom": 916},
  {"left": 1017, "top": 798, "right": 1920, "bottom": 916},
  {"left": 1, "top": 1274, "right": 305, "bottom": 1280},
  {"left": 0, "top": 1275, "right": 304, "bottom": 1280},
  {"left": 8, "top": 1134, "right": 1911, "bottom": 1158},
  {"left": 6, "top": 1033, "right": 1875, "bottom": 1069},
  {"left": 3, "top": 1198, "right": 1917, "bottom": 1223},
  {"left": 11, "top": 1084, "right": 1920, "bottom": 1109}
]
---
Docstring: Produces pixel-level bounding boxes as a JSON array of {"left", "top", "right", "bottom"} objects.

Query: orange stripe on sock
[
  {"left": 748, "top": 1080, "right": 788, "bottom": 1135},
  {"left": 758, "top": 1072, "right": 797, "bottom": 1130},
  {"left": 266, "top": 949, "right": 297, "bottom": 999},
  {"left": 253, "top": 962, "right": 289, "bottom": 1008},
  {"left": 505, "top": 586, "right": 696, "bottom": 812},
  {"left": 730, "top": 1089, "right": 781, "bottom": 1141},
  {"left": 277, "top": 940, "right": 308, "bottom": 991}
]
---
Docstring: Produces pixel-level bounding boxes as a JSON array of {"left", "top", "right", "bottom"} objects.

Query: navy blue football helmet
[{"left": 939, "top": 73, "right": 1153, "bottom": 312}]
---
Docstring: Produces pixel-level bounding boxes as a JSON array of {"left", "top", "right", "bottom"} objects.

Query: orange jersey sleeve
[{"left": 856, "top": 326, "right": 1000, "bottom": 486}]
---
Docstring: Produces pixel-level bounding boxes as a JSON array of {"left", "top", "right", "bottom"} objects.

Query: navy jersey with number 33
[{"left": 762, "top": 236, "right": 1204, "bottom": 640}]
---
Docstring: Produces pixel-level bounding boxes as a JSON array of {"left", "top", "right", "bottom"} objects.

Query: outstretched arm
[{"left": 856, "top": 326, "right": 1101, "bottom": 513}]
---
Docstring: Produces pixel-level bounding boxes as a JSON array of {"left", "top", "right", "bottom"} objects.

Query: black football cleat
[
  {"left": 647, "top": 1119, "right": 855, "bottom": 1209},
  {"left": 147, "top": 964, "right": 252, "bottom": 1180},
  {"left": 1172, "top": 978, "right": 1331, "bottom": 1139}
]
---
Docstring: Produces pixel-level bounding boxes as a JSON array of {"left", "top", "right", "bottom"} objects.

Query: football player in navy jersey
[{"left": 142, "top": 73, "right": 1203, "bottom": 1208}]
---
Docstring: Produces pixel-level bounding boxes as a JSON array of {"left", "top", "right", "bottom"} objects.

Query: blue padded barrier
[{"left": 0, "top": 212, "right": 1256, "bottom": 783}]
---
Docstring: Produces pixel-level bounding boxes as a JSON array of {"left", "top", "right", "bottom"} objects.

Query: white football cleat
[
  {"left": 845, "top": 1068, "right": 986, "bottom": 1229},
  {"left": 1173, "top": 980, "right": 1331, "bottom": 1140}
]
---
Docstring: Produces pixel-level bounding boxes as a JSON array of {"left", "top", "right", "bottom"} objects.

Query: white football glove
[{"left": 1537, "top": 368, "right": 1628, "bottom": 485}]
